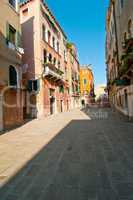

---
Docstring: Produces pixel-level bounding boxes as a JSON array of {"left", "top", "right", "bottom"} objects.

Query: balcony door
[
  {"left": 50, "top": 96, "right": 55, "bottom": 115},
  {"left": 124, "top": 89, "right": 128, "bottom": 112},
  {"left": 49, "top": 89, "right": 55, "bottom": 115}
]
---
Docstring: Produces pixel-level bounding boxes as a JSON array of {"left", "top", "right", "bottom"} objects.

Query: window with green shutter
[
  {"left": 59, "top": 85, "right": 64, "bottom": 93},
  {"left": 27, "top": 79, "right": 40, "bottom": 92},
  {"left": 8, "top": 24, "right": 16, "bottom": 45},
  {"left": 6, "top": 22, "right": 9, "bottom": 44},
  {"left": 16, "top": 31, "right": 22, "bottom": 47}
]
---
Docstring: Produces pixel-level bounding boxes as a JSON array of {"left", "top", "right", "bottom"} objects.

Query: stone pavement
[{"left": 0, "top": 108, "right": 133, "bottom": 199}]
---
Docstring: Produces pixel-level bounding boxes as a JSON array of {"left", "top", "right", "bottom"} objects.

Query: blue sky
[{"left": 46, "top": 0, "right": 109, "bottom": 86}]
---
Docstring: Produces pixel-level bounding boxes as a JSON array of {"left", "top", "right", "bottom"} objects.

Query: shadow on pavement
[{"left": 0, "top": 114, "right": 133, "bottom": 200}]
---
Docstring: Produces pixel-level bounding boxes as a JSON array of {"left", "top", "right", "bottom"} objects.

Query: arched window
[
  {"left": 53, "top": 57, "right": 56, "bottom": 65},
  {"left": 124, "top": 32, "right": 127, "bottom": 42},
  {"left": 52, "top": 37, "right": 55, "bottom": 49},
  {"left": 42, "top": 25, "right": 46, "bottom": 41},
  {"left": 48, "top": 31, "right": 51, "bottom": 45},
  {"left": 128, "top": 19, "right": 132, "bottom": 38},
  {"left": 43, "top": 49, "right": 47, "bottom": 63},
  {"left": 57, "top": 41, "right": 60, "bottom": 53},
  {"left": 49, "top": 53, "right": 52, "bottom": 63},
  {"left": 9, "top": 66, "right": 17, "bottom": 86}
]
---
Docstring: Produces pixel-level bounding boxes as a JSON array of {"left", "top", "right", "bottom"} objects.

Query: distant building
[
  {"left": 80, "top": 66, "right": 95, "bottom": 106},
  {"left": 95, "top": 84, "right": 107, "bottom": 100},
  {"left": 95, "top": 85, "right": 109, "bottom": 107},
  {"left": 66, "top": 43, "right": 81, "bottom": 109}
]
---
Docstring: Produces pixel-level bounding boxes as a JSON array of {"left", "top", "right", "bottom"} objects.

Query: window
[
  {"left": 64, "top": 50, "right": 66, "bottom": 60},
  {"left": 48, "top": 31, "right": 51, "bottom": 45},
  {"left": 124, "top": 32, "right": 127, "bottom": 42},
  {"left": 52, "top": 37, "right": 55, "bottom": 49},
  {"left": 53, "top": 57, "right": 56, "bottom": 66},
  {"left": 43, "top": 49, "right": 47, "bottom": 63},
  {"left": 83, "top": 79, "right": 87, "bottom": 85},
  {"left": 22, "top": 8, "right": 28, "bottom": 15},
  {"left": 59, "top": 85, "right": 64, "bottom": 93},
  {"left": 128, "top": 19, "right": 132, "bottom": 38},
  {"left": 27, "top": 80, "right": 40, "bottom": 92},
  {"left": 9, "top": 66, "right": 17, "bottom": 86},
  {"left": 49, "top": 53, "right": 52, "bottom": 63},
  {"left": 120, "top": 0, "right": 124, "bottom": 8},
  {"left": 42, "top": 25, "right": 46, "bottom": 41},
  {"left": 57, "top": 41, "right": 60, "bottom": 53},
  {"left": 58, "top": 61, "right": 60, "bottom": 69},
  {"left": 9, "top": 0, "right": 16, "bottom": 8},
  {"left": 124, "top": 89, "right": 128, "bottom": 109},
  {"left": 9, "top": 25, "right": 16, "bottom": 45}
]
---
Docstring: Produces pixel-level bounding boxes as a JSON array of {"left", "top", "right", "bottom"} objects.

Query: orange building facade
[{"left": 80, "top": 66, "right": 95, "bottom": 105}]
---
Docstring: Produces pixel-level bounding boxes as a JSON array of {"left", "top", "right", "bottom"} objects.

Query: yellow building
[
  {"left": 80, "top": 66, "right": 94, "bottom": 105},
  {"left": 80, "top": 66, "right": 94, "bottom": 94}
]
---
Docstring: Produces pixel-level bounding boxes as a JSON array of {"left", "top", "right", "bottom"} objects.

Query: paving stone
[
  {"left": 116, "top": 182, "right": 133, "bottom": 198},
  {"left": 98, "top": 188, "right": 118, "bottom": 200},
  {"left": 0, "top": 108, "right": 133, "bottom": 199},
  {"left": 40, "top": 184, "right": 80, "bottom": 200}
]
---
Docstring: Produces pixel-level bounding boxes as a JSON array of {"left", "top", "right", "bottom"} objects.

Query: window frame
[
  {"left": 9, "top": 66, "right": 18, "bottom": 87},
  {"left": 9, "top": 24, "right": 16, "bottom": 45}
]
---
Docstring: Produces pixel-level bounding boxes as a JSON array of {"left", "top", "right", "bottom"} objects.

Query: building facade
[
  {"left": 0, "top": 0, "right": 24, "bottom": 130},
  {"left": 106, "top": 0, "right": 133, "bottom": 118},
  {"left": 66, "top": 43, "right": 81, "bottom": 109},
  {"left": 20, "top": 0, "right": 80, "bottom": 118},
  {"left": 80, "top": 66, "right": 95, "bottom": 106}
]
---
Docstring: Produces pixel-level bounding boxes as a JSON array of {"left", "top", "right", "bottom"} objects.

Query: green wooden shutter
[
  {"left": 6, "top": 22, "right": 9, "bottom": 44},
  {"left": 27, "top": 80, "right": 33, "bottom": 92},
  {"left": 37, "top": 79, "right": 40, "bottom": 92},
  {"left": 16, "top": 31, "right": 22, "bottom": 47},
  {"left": 33, "top": 79, "right": 40, "bottom": 92}
]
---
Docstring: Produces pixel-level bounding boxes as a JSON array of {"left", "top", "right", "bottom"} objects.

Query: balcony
[
  {"left": 122, "top": 37, "right": 133, "bottom": 53},
  {"left": 42, "top": 63, "right": 64, "bottom": 82},
  {"left": 7, "top": 41, "right": 24, "bottom": 55},
  {"left": 120, "top": 52, "right": 133, "bottom": 78}
]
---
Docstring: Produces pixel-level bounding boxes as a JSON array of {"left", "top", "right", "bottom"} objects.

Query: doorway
[
  {"left": 124, "top": 89, "right": 128, "bottom": 111},
  {"left": 50, "top": 96, "right": 55, "bottom": 115},
  {"left": 61, "top": 100, "right": 63, "bottom": 113}
]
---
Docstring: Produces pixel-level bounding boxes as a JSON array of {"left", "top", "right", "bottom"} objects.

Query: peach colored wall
[{"left": 20, "top": 0, "right": 70, "bottom": 117}]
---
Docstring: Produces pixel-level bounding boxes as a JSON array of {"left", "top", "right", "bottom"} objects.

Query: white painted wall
[{"left": 115, "top": 85, "right": 133, "bottom": 117}]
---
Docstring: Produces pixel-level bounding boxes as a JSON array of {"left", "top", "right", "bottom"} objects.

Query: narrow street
[{"left": 0, "top": 108, "right": 133, "bottom": 200}]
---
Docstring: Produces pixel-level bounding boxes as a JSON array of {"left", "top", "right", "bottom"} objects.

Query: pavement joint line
[{"left": 22, "top": 142, "right": 69, "bottom": 200}]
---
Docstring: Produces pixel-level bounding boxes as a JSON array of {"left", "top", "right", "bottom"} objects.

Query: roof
[
  {"left": 80, "top": 65, "right": 93, "bottom": 71},
  {"left": 20, "top": 0, "right": 67, "bottom": 39}
]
